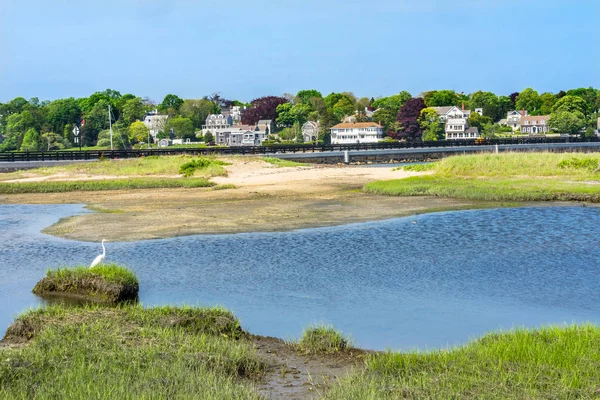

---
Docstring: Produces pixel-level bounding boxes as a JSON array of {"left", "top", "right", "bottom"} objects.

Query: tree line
[{"left": 0, "top": 87, "right": 598, "bottom": 151}]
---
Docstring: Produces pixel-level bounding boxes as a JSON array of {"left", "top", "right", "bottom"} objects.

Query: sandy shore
[{"left": 0, "top": 159, "right": 480, "bottom": 242}]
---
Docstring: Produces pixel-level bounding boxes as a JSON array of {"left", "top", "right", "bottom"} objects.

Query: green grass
[
  {"left": 0, "top": 305, "right": 263, "bottom": 399},
  {"left": 0, "top": 155, "right": 229, "bottom": 181},
  {"left": 327, "top": 325, "right": 600, "bottom": 399},
  {"left": 394, "top": 163, "right": 436, "bottom": 172},
  {"left": 0, "top": 177, "right": 214, "bottom": 194},
  {"left": 212, "top": 184, "right": 237, "bottom": 191},
  {"left": 179, "top": 157, "right": 230, "bottom": 177},
  {"left": 262, "top": 157, "right": 307, "bottom": 168},
  {"left": 294, "top": 324, "right": 351, "bottom": 355},
  {"left": 45, "top": 264, "right": 138, "bottom": 287},
  {"left": 366, "top": 153, "right": 600, "bottom": 202},
  {"left": 32, "top": 264, "right": 139, "bottom": 304}
]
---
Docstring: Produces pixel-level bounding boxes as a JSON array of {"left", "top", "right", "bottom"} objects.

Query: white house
[
  {"left": 202, "top": 114, "right": 232, "bottom": 134},
  {"left": 430, "top": 105, "right": 480, "bottom": 122},
  {"left": 500, "top": 110, "right": 528, "bottom": 131},
  {"left": 330, "top": 122, "right": 383, "bottom": 144},
  {"left": 301, "top": 121, "right": 319, "bottom": 143},
  {"left": 143, "top": 110, "right": 168, "bottom": 140}
]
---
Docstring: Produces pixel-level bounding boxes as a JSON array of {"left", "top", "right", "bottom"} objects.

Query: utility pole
[{"left": 108, "top": 104, "right": 113, "bottom": 150}]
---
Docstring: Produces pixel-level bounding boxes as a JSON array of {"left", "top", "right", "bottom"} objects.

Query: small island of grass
[{"left": 32, "top": 264, "right": 139, "bottom": 304}]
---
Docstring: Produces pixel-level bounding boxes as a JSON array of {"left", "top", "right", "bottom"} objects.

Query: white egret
[{"left": 90, "top": 239, "right": 107, "bottom": 269}]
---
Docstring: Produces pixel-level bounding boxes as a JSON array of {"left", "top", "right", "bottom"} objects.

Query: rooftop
[{"left": 331, "top": 122, "right": 382, "bottom": 129}]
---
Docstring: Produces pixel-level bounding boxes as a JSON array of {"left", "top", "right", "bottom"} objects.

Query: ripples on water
[{"left": 0, "top": 204, "right": 598, "bottom": 350}]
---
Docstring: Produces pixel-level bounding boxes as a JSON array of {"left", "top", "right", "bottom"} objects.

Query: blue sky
[{"left": 0, "top": 0, "right": 598, "bottom": 103}]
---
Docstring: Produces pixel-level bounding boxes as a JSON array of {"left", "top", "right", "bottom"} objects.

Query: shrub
[
  {"left": 558, "top": 157, "right": 599, "bottom": 171},
  {"left": 179, "top": 157, "right": 230, "bottom": 177}
]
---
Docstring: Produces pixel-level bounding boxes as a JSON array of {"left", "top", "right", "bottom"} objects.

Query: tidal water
[{"left": 0, "top": 204, "right": 598, "bottom": 351}]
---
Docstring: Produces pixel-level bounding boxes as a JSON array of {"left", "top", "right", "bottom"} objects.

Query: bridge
[{"left": 0, "top": 137, "right": 598, "bottom": 169}]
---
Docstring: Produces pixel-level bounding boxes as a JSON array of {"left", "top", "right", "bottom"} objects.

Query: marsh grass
[
  {"left": 395, "top": 163, "right": 436, "bottom": 172},
  {"left": 327, "top": 325, "right": 600, "bottom": 399},
  {"left": 179, "top": 157, "right": 230, "bottom": 177},
  {"left": 262, "top": 157, "right": 307, "bottom": 168},
  {"left": 0, "top": 177, "right": 214, "bottom": 194},
  {"left": 0, "top": 155, "right": 229, "bottom": 182},
  {"left": 212, "top": 184, "right": 237, "bottom": 191},
  {"left": 46, "top": 264, "right": 138, "bottom": 286},
  {"left": 295, "top": 325, "right": 351, "bottom": 355},
  {"left": 32, "top": 264, "right": 139, "bottom": 304},
  {"left": 0, "top": 305, "right": 263, "bottom": 399},
  {"left": 365, "top": 153, "right": 600, "bottom": 202}
]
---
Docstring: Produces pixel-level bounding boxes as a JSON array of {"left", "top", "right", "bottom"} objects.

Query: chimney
[
  {"left": 462, "top": 102, "right": 465, "bottom": 111},
  {"left": 379, "top": 120, "right": 382, "bottom": 127},
  {"left": 522, "top": 108, "right": 525, "bottom": 116}
]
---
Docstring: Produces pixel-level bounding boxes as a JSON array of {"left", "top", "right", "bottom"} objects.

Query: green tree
[
  {"left": 424, "top": 90, "right": 459, "bottom": 107},
  {"left": 324, "top": 92, "right": 354, "bottom": 110},
  {"left": 44, "top": 98, "right": 81, "bottom": 135},
  {"left": 468, "top": 112, "right": 492, "bottom": 131},
  {"left": 128, "top": 121, "right": 150, "bottom": 143},
  {"left": 81, "top": 100, "right": 111, "bottom": 146},
  {"left": 4, "top": 111, "right": 36, "bottom": 150},
  {"left": 552, "top": 95, "right": 587, "bottom": 115},
  {"left": 372, "top": 92, "right": 411, "bottom": 111},
  {"left": 159, "top": 94, "right": 184, "bottom": 114},
  {"left": 539, "top": 93, "right": 557, "bottom": 115},
  {"left": 41, "top": 132, "right": 66, "bottom": 151},
  {"left": 163, "top": 117, "right": 195, "bottom": 140},
  {"left": 20, "top": 128, "right": 42, "bottom": 151},
  {"left": 180, "top": 99, "right": 216, "bottom": 129},
  {"left": 565, "top": 87, "right": 598, "bottom": 116},
  {"left": 275, "top": 103, "right": 295, "bottom": 127},
  {"left": 332, "top": 97, "right": 355, "bottom": 120},
  {"left": 372, "top": 108, "right": 400, "bottom": 135},
  {"left": 203, "top": 131, "right": 214, "bottom": 143},
  {"left": 121, "top": 97, "right": 148, "bottom": 125},
  {"left": 515, "top": 88, "right": 542, "bottom": 113},
  {"left": 418, "top": 108, "right": 444, "bottom": 141},
  {"left": 96, "top": 127, "right": 130, "bottom": 149},
  {"left": 469, "top": 91, "right": 501, "bottom": 120},
  {"left": 549, "top": 111, "right": 586, "bottom": 135},
  {"left": 295, "top": 90, "right": 322, "bottom": 104},
  {"left": 482, "top": 123, "right": 506, "bottom": 139}
]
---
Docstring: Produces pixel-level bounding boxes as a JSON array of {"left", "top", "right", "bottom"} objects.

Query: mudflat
[{"left": 0, "top": 158, "right": 478, "bottom": 241}]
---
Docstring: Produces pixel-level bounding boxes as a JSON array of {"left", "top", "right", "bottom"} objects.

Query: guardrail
[{"left": 0, "top": 137, "right": 598, "bottom": 162}]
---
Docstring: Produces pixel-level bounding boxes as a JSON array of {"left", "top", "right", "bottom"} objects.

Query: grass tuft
[
  {"left": 262, "top": 157, "right": 307, "bottom": 168},
  {"left": 295, "top": 324, "right": 351, "bottom": 355},
  {"left": 394, "top": 163, "right": 436, "bottom": 172},
  {"left": 179, "top": 157, "right": 230, "bottom": 177},
  {"left": 212, "top": 184, "right": 237, "bottom": 191}
]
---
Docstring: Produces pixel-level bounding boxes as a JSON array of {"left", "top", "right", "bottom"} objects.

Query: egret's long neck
[{"left": 102, "top": 241, "right": 106, "bottom": 256}]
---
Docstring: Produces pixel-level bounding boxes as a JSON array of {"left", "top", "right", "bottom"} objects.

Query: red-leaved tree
[
  {"left": 397, "top": 98, "right": 425, "bottom": 140},
  {"left": 241, "top": 96, "right": 289, "bottom": 125}
]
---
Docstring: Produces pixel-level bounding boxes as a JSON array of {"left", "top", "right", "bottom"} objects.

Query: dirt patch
[
  {"left": 32, "top": 276, "right": 139, "bottom": 304},
  {"left": 251, "top": 335, "right": 371, "bottom": 400}
]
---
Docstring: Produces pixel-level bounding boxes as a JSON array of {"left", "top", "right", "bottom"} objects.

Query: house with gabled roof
[
  {"left": 520, "top": 115, "right": 550, "bottom": 135},
  {"left": 302, "top": 121, "right": 319, "bottom": 143},
  {"left": 330, "top": 122, "right": 383, "bottom": 144}
]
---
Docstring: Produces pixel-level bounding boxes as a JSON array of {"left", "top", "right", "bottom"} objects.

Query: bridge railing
[{"left": 0, "top": 137, "right": 597, "bottom": 162}]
